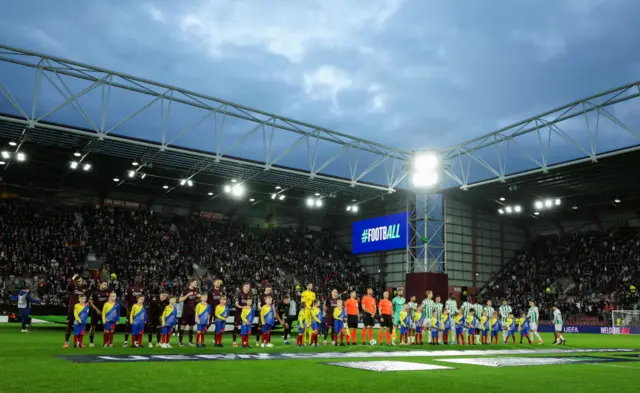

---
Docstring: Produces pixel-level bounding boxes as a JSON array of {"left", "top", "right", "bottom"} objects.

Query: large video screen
[{"left": 352, "top": 212, "right": 408, "bottom": 254}]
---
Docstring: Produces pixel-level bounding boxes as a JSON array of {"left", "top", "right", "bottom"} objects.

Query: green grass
[{"left": 1, "top": 325, "right": 639, "bottom": 393}]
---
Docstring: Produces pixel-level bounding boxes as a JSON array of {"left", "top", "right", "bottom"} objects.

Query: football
[{"left": 369, "top": 339, "right": 377, "bottom": 346}]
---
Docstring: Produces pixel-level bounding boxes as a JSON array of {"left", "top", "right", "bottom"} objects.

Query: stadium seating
[
  {"left": 0, "top": 200, "right": 380, "bottom": 309},
  {"left": 483, "top": 225, "right": 640, "bottom": 320}
]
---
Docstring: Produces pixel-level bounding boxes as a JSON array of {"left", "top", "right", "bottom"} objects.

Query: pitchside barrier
[{"left": 537, "top": 324, "right": 640, "bottom": 335}]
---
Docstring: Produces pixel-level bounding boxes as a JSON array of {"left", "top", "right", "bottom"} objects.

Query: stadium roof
[
  {"left": 0, "top": 45, "right": 411, "bottom": 208},
  {"left": 443, "top": 145, "right": 640, "bottom": 223}
]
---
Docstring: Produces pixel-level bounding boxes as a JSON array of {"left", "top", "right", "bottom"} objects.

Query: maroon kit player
[
  {"left": 63, "top": 274, "right": 88, "bottom": 348},
  {"left": 233, "top": 282, "right": 252, "bottom": 348},
  {"left": 179, "top": 279, "right": 199, "bottom": 347},
  {"left": 208, "top": 279, "right": 223, "bottom": 343},
  {"left": 123, "top": 277, "right": 145, "bottom": 347},
  {"left": 256, "top": 284, "right": 273, "bottom": 345},
  {"left": 325, "top": 289, "right": 340, "bottom": 345},
  {"left": 88, "top": 280, "right": 111, "bottom": 348}
]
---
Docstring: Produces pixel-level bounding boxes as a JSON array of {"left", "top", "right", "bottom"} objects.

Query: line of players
[{"left": 61, "top": 274, "right": 567, "bottom": 349}]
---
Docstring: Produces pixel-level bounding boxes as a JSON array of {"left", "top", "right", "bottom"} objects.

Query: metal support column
[{"left": 406, "top": 191, "right": 445, "bottom": 273}]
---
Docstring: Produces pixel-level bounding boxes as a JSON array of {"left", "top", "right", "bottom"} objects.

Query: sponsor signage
[
  {"left": 59, "top": 348, "right": 634, "bottom": 363},
  {"left": 437, "top": 356, "right": 636, "bottom": 368},
  {"left": 196, "top": 211, "right": 229, "bottom": 221},
  {"left": 323, "top": 361, "right": 454, "bottom": 372},
  {"left": 103, "top": 198, "right": 142, "bottom": 209},
  {"left": 538, "top": 325, "right": 640, "bottom": 335},
  {"left": 352, "top": 212, "right": 408, "bottom": 254}
]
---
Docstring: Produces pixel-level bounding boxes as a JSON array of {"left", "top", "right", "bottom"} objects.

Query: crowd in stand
[
  {"left": 483, "top": 224, "right": 640, "bottom": 321},
  {"left": 0, "top": 200, "right": 379, "bottom": 311}
]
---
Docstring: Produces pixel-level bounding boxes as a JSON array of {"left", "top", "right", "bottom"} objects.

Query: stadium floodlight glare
[
  {"left": 271, "top": 193, "right": 277, "bottom": 200},
  {"left": 162, "top": 185, "right": 169, "bottom": 189},
  {"left": 231, "top": 179, "right": 237, "bottom": 183},
  {"left": 498, "top": 208, "right": 504, "bottom": 215},
  {"left": 83, "top": 163, "right": 91, "bottom": 171},
  {"left": 315, "top": 192, "right": 320, "bottom": 196},
  {"left": 315, "top": 199, "right": 323, "bottom": 207},
  {"left": 0, "top": 161, "right": 5, "bottom": 165},
  {"left": 231, "top": 184, "right": 245, "bottom": 197},
  {"left": 614, "top": 198, "right": 621, "bottom": 203},
  {"left": 346, "top": 205, "right": 352, "bottom": 211},
  {"left": 534, "top": 211, "right": 540, "bottom": 216},
  {"left": 544, "top": 199, "right": 553, "bottom": 208},
  {"left": 249, "top": 198, "right": 255, "bottom": 202},
  {"left": 9, "top": 141, "right": 17, "bottom": 146},
  {"left": 411, "top": 171, "right": 438, "bottom": 188},
  {"left": 140, "top": 173, "right": 146, "bottom": 179},
  {"left": 505, "top": 206, "right": 513, "bottom": 213},
  {"left": 70, "top": 161, "right": 79, "bottom": 169},
  {"left": 186, "top": 180, "right": 193, "bottom": 187},
  {"left": 113, "top": 177, "right": 119, "bottom": 182},
  {"left": 572, "top": 205, "right": 578, "bottom": 210},
  {"left": 278, "top": 195, "right": 285, "bottom": 201},
  {"left": 180, "top": 179, "right": 187, "bottom": 186},
  {"left": 499, "top": 197, "right": 506, "bottom": 202},
  {"left": 534, "top": 200, "right": 544, "bottom": 210},
  {"left": 1, "top": 151, "right": 9, "bottom": 159},
  {"left": 223, "top": 185, "right": 231, "bottom": 193},
  {"left": 208, "top": 192, "right": 213, "bottom": 196},
  {"left": 132, "top": 161, "right": 139, "bottom": 166},
  {"left": 554, "top": 198, "right": 561, "bottom": 206},
  {"left": 514, "top": 205, "right": 522, "bottom": 213},
  {"left": 16, "top": 152, "right": 26, "bottom": 162},
  {"left": 306, "top": 197, "right": 315, "bottom": 207},
  {"left": 275, "top": 185, "right": 282, "bottom": 190},
  {"left": 414, "top": 153, "right": 439, "bottom": 170},
  {"left": 128, "top": 170, "right": 136, "bottom": 178},
  {"left": 352, "top": 205, "right": 359, "bottom": 213},
  {"left": 73, "top": 151, "right": 82, "bottom": 157}
]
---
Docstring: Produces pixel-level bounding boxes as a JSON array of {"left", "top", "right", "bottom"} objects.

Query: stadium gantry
[{"left": 0, "top": 45, "right": 639, "bottom": 281}]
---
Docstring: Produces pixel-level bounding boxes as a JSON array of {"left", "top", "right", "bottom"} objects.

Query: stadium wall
[
  {"left": 444, "top": 198, "right": 527, "bottom": 290},
  {"left": 330, "top": 191, "right": 410, "bottom": 289},
  {"left": 529, "top": 210, "right": 640, "bottom": 236}
]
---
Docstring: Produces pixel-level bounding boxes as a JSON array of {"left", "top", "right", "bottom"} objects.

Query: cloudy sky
[{"left": 1, "top": 0, "right": 639, "bottom": 184}]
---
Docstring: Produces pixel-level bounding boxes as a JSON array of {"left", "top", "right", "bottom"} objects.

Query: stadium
[{"left": 1, "top": 35, "right": 640, "bottom": 393}]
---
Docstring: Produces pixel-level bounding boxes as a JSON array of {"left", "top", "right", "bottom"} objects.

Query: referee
[{"left": 345, "top": 291, "right": 359, "bottom": 345}]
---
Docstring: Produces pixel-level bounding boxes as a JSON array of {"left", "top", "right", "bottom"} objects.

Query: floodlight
[
  {"left": 0, "top": 161, "right": 5, "bottom": 165},
  {"left": 614, "top": 198, "right": 621, "bottom": 203},
  {"left": 132, "top": 161, "right": 139, "bottom": 166},
  {"left": 9, "top": 141, "right": 17, "bottom": 146},
  {"left": 534, "top": 201, "right": 543, "bottom": 210},
  {"left": 534, "top": 212, "right": 540, "bottom": 216},
  {"left": 499, "top": 197, "right": 505, "bottom": 202},
  {"left": 140, "top": 173, "right": 146, "bottom": 179},
  {"left": 554, "top": 198, "right": 561, "bottom": 206},
  {"left": 180, "top": 179, "right": 187, "bottom": 186},
  {"left": 223, "top": 185, "right": 231, "bottom": 193},
  {"left": 186, "top": 180, "right": 193, "bottom": 187},
  {"left": 15, "top": 152, "right": 25, "bottom": 162},
  {"left": 315, "top": 192, "right": 320, "bottom": 196},
  {"left": 231, "top": 179, "right": 237, "bottom": 183},
  {"left": 163, "top": 185, "right": 169, "bottom": 189},
  {"left": 572, "top": 205, "right": 578, "bottom": 210},
  {"left": 315, "top": 199, "right": 323, "bottom": 207},
  {"left": 414, "top": 153, "right": 439, "bottom": 170},
  {"left": 505, "top": 206, "right": 513, "bottom": 213},
  {"left": 514, "top": 205, "right": 522, "bottom": 213},
  {"left": 1, "top": 151, "right": 9, "bottom": 159},
  {"left": 83, "top": 163, "right": 91, "bottom": 171},
  {"left": 271, "top": 193, "right": 277, "bottom": 200},
  {"left": 113, "top": 177, "right": 120, "bottom": 182},
  {"left": 231, "top": 184, "right": 245, "bottom": 197},
  {"left": 73, "top": 151, "right": 82, "bottom": 157},
  {"left": 70, "top": 161, "right": 79, "bottom": 169},
  {"left": 306, "top": 197, "right": 315, "bottom": 207},
  {"left": 498, "top": 209, "right": 504, "bottom": 215},
  {"left": 278, "top": 195, "right": 285, "bottom": 201},
  {"left": 275, "top": 185, "right": 282, "bottom": 190},
  {"left": 249, "top": 198, "right": 255, "bottom": 202},
  {"left": 352, "top": 205, "right": 359, "bottom": 213},
  {"left": 128, "top": 170, "right": 136, "bottom": 178},
  {"left": 411, "top": 171, "right": 438, "bottom": 188},
  {"left": 544, "top": 199, "right": 553, "bottom": 208},
  {"left": 346, "top": 206, "right": 352, "bottom": 212},
  {"left": 208, "top": 192, "right": 213, "bottom": 196}
]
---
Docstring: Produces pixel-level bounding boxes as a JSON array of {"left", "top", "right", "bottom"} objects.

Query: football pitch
[{"left": 1, "top": 325, "right": 640, "bottom": 393}]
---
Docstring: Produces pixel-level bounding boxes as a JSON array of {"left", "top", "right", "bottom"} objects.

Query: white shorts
[
  {"left": 530, "top": 323, "right": 538, "bottom": 331},
  {"left": 554, "top": 324, "right": 563, "bottom": 332}
]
